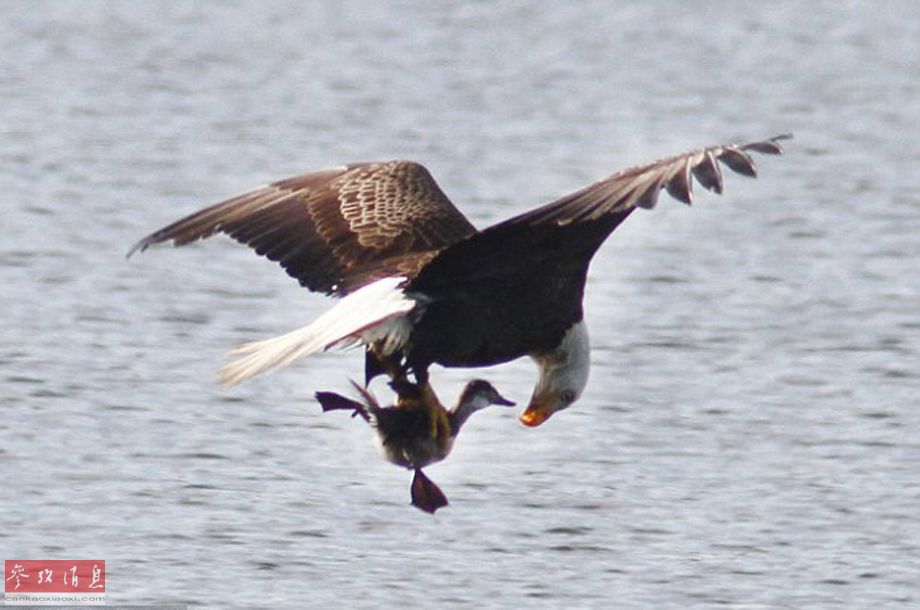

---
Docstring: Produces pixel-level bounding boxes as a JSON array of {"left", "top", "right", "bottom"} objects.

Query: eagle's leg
[
  {"left": 412, "top": 366, "right": 429, "bottom": 386},
  {"left": 364, "top": 349, "right": 407, "bottom": 386}
]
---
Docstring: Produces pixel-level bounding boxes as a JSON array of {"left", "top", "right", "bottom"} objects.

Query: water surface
[{"left": 2, "top": 2, "right": 919, "bottom": 608}]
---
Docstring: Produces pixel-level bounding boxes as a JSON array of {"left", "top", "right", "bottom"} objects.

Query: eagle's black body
[{"left": 405, "top": 211, "right": 631, "bottom": 374}]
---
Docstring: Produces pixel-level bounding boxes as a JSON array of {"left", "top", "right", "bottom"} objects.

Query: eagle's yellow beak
[{"left": 519, "top": 397, "right": 554, "bottom": 427}]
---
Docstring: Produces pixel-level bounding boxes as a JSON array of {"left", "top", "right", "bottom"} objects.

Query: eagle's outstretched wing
[
  {"left": 509, "top": 133, "right": 791, "bottom": 225},
  {"left": 410, "top": 134, "right": 791, "bottom": 292},
  {"left": 129, "top": 161, "right": 477, "bottom": 296}
]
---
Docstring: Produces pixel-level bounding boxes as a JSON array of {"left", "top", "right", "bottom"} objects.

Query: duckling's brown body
[
  {"left": 315, "top": 379, "right": 513, "bottom": 513},
  {"left": 369, "top": 381, "right": 452, "bottom": 469}
]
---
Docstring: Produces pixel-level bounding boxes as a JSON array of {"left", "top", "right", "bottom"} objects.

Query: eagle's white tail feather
[{"left": 218, "top": 277, "right": 415, "bottom": 386}]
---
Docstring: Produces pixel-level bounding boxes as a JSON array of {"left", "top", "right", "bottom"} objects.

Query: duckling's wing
[{"left": 314, "top": 391, "right": 370, "bottom": 421}]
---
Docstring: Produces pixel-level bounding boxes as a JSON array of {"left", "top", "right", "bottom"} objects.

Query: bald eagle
[{"left": 130, "top": 134, "right": 790, "bottom": 426}]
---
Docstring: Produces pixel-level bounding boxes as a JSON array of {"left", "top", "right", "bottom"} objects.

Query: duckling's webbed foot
[
  {"left": 410, "top": 468, "right": 448, "bottom": 514},
  {"left": 314, "top": 391, "right": 370, "bottom": 422}
]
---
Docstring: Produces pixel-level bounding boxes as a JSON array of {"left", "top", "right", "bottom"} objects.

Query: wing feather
[{"left": 691, "top": 150, "right": 724, "bottom": 194}]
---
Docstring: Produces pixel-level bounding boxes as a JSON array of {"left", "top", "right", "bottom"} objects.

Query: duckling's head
[{"left": 451, "top": 379, "right": 515, "bottom": 432}]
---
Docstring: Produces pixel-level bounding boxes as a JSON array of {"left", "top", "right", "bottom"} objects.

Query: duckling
[{"left": 315, "top": 379, "right": 514, "bottom": 513}]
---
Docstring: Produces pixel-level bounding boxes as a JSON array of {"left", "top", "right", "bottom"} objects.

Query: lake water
[{"left": 2, "top": 2, "right": 919, "bottom": 608}]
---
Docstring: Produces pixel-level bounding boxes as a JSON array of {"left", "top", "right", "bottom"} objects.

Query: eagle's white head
[{"left": 520, "top": 321, "right": 590, "bottom": 427}]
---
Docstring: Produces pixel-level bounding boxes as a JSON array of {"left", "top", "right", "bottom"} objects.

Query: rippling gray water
[{"left": 3, "top": 2, "right": 919, "bottom": 608}]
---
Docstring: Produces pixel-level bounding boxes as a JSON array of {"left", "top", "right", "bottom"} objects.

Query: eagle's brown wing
[{"left": 129, "top": 161, "right": 477, "bottom": 295}]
